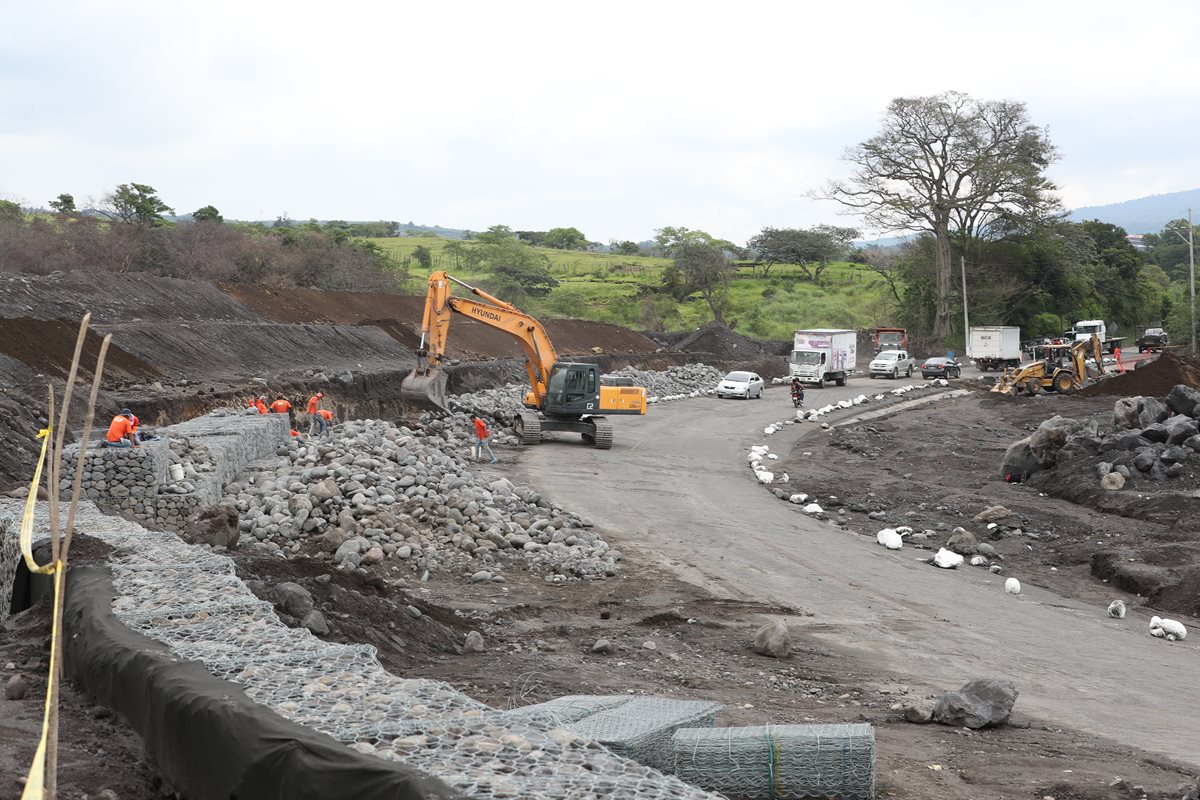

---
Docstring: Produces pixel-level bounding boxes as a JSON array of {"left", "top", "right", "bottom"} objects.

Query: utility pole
[
  {"left": 1190, "top": 208, "right": 1196, "bottom": 356},
  {"left": 961, "top": 256, "right": 970, "bottom": 350}
]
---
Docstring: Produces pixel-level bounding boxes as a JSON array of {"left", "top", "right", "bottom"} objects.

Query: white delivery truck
[
  {"left": 790, "top": 329, "right": 856, "bottom": 388},
  {"left": 968, "top": 326, "right": 1022, "bottom": 371},
  {"left": 1069, "top": 320, "right": 1124, "bottom": 354}
]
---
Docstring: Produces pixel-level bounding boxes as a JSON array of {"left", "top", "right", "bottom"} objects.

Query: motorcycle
[{"left": 790, "top": 385, "right": 804, "bottom": 408}]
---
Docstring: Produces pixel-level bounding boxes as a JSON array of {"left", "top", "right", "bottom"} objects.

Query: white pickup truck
[{"left": 868, "top": 349, "right": 916, "bottom": 379}]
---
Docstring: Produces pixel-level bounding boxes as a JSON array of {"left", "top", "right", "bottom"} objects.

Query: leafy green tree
[
  {"left": 822, "top": 91, "right": 1060, "bottom": 336},
  {"left": 662, "top": 243, "right": 734, "bottom": 324},
  {"left": 653, "top": 226, "right": 740, "bottom": 258},
  {"left": 475, "top": 225, "right": 514, "bottom": 245},
  {"left": 48, "top": 193, "right": 76, "bottom": 214},
  {"left": 747, "top": 225, "right": 860, "bottom": 280},
  {"left": 192, "top": 205, "right": 223, "bottom": 223},
  {"left": 543, "top": 226, "right": 588, "bottom": 250},
  {"left": 99, "top": 183, "right": 175, "bottom": 226},
  {"left": 0, "top": 199, "right": 22, "bottom": 222},
  {"left": 516, "top": 230, "right": 547, "bottom": 246},
  {"left": 412, "top": 244, "right": 433, "bottom": 269},
  {"left": 610, "top": 240, "right": 641, "bottom": 256}
]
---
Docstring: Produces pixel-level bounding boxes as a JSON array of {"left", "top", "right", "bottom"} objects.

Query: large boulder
[
  {"left": 1102, "top": 431, "right": 1152, "bottom": 452},
  {"left": 1001, "top": 437, "right": 1041, "bottom": 480},
  {"left": 185, "top": 504, "right": 240, "bottom": 549},
  {"left": 1138, "top": 397, "right": 1170, "bottom": 429},
  {"left": 1112, "top": 397, "right": 1142, "bottom": 430},
  {"left": 752, "top": 619, "right": 792, "bottom": 658},
  {"left": 1167, "top": 384, "right": 1200, "bottom": 417},
  {"left": 273, "top": 582, "right": 314, "bottom": 618},
  {"left": 1028, "top": 416, "right": 1076, "bottom": 466},
  {"left": 933, "top": 678, "right": 1019, "bottom": 729},
  {"left": 1163, "top": 415, "right": 1199, "bottom": 445}
]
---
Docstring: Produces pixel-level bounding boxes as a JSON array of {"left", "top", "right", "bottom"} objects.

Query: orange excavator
[{"left": 400, "top": 271, "right": 648, "bottom": 449}]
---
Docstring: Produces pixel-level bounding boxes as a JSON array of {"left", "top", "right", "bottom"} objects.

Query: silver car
[
  {"left": 868, "top": 350, "right": 915, "bottom": 379},
  {"left": 716, "top": 371, "right": 765, "bottom": 399}
]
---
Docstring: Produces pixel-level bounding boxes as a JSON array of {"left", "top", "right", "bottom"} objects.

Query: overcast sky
[{"left": 3, "top": 1, "right": 1199, "bottom": 243}]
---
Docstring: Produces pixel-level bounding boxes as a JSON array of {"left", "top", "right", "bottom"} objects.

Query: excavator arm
[{"left": 402, "top": 271, "right": 560, "bottom": 411}]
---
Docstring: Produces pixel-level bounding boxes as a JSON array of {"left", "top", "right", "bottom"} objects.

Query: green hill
[{"left": 370, "top": 236, "right": 899, "bottom": 340}]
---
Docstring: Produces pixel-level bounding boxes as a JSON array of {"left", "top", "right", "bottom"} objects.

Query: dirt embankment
[{"left": 1080, "top": 350, "right": 1200, "bottom": 396}]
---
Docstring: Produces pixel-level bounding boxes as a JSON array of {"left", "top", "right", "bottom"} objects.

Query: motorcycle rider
[{"left": 790, "top": 377, "right": 804, "bottom": 407}]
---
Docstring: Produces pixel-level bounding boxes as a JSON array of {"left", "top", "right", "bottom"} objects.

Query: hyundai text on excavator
[
  {"left": 399, "top": 271, "right": 647, "bottom": 449},
  {"left": 991, "top": 334, "right": 1105, "bottom": 395}
]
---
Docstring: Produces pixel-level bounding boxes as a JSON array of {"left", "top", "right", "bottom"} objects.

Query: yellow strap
[
  {"left": 20, "top": 565, "right": 63, "bottom": 800},
  {"left": 20, "top": 429, "right": 58, "bottom": 577}
]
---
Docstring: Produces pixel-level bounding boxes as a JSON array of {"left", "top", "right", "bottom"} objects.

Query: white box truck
[
  {"left": 790, "top": 329, "right": 856, "bottom": 388},
  {"left": 968, "top": 326, "right": 1022, "bottom": 371}
]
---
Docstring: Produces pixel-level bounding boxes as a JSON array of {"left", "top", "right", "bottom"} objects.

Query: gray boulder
[
  {"left": 946, "top": 528, "right": 979, "bottom": 556},
  {"left": 1134, "top": 447, "right": 1160, "bottom": 472},
  {"left": 1001, "top": 437, "right": 1040, "bottom": 480},
  {"left": 333, "top": 536, "right": 370, "bottom": 568},
  {"left": 903, "top": 699, "right": 935, "bottom": 724},
  {"left": 1160, "top": 446, "right": 1190, "bottom": 465},
  {"left": 463, "top": 630, "right": 486, "bottom": 654},
  {"left": 1141, "top": 423, "right": 1169, "bottom": 444},
  {"left": 302, "top": 610, "right": 331, "bottom": 635},
  {"left": 1112, "top": 397, "right": 1142, "bottom": 430},
  {"left": 273, "top": 582, "right": 314, "bottom": 617},
  {"left": 1164, "top": 415, "right": 1199, "bottom": 445},
  {"left": 933, "top": 677, "right": 1019, "bottom": 729},
  {"left": 1167, "top": 384, "right": 1200, "bottom": 417},
  {"left": 752, "top": 619, "right": 792, "bottom": 658},
  {"left": 1029, "top": 416, "right": 1095, "bottom": 466},
  {"left": 1138, "top": 397, "right": 1170, "bottom": 429},
  {"left": 185, "top": 504, "right": 240, "bottom": 549},
  {"left": 1103, "top": 431, "right": 1151, "bottom": 452},
  {"left": 1185, "top": 435, "right": 1200, "bottom": 453},
  {"left": 1101, "top": 472, "right": 1126, "bottom": 491}
]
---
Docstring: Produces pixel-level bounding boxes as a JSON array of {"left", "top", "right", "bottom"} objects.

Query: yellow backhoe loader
[
  {"left": 991, "top": 334, "right": 1105, "bottom": 395},
  {"left": 400, "top": 271, "right": 647, "bottom": 449}
]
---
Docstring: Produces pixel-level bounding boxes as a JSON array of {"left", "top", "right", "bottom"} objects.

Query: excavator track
[
  {"left": 515, "top": 411, "right": 543, "bottom": 445},
  {"left": 585, "top": 416, "right": 613, "bottom": 450}
]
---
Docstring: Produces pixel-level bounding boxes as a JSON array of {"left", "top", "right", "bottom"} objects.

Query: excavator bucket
[{"left": 400, "top": 369, "right": 451, "bottom": 413}]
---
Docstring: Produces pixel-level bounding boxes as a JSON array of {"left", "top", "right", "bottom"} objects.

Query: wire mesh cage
[{"left": 671, "top": 724, "right": 876, "bottom": 800}]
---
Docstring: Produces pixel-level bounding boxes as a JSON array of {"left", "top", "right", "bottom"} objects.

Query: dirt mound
[
  {"left": 0, "top": 318, "right": 159, "bottom": 380},
  {"left": 1080, "top": 351, "right": 1200, "bottom": 397},
  {"left": 671, "top": 321, "right": 768, "bottom": 358}
]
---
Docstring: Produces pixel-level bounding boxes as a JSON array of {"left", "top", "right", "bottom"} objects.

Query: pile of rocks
[
  {"left": 610, "top": 364, "right": 724, "bottom": 402},
  {"left": 222, "top": 418, "right": 619, "bottom": 582},
  {"left": 1001, "top": 385, "right": 1200, "bottom": 486}
]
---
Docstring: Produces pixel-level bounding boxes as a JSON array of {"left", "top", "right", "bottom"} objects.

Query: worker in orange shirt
[
  {"left": 318, "top": 408, "right": 334, "bottom": 431},
  {"left": 306, "top": 390, "right": 326, "bottom": 436},
  {"left": 270, "top": 396, "right": 294, "bottom": 428},
  {"left": 105, "top": 408, "right": 139, "bottom": 448},
  {"left": 470, "top": 414, "right": 497, "bottom": 464}
]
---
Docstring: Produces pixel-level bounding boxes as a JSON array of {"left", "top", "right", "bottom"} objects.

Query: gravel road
[{"left": 514, "top": 377, "right": 1200, "bottom": 769}]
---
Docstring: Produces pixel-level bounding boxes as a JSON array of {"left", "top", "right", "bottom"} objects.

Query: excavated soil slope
[{"left": 222, "top": 284, "right": 660, "bottom": 358}]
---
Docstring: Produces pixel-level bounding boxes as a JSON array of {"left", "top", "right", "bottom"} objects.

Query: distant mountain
[{"left": 1068, "top": 188, "right": 1200, "bottom": 234}]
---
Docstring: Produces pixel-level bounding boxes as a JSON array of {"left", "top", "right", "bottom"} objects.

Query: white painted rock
[
  {"left": 802, "top": 503, "right": 824, "bottom": 515},
  {"left": 932, "top": 548, "right": 964, "bottom": 569},
  {"left": 1150, "top": 616, "right": 1187, "bottom": 641},
  {"left": 970, "top": 555, "right": 988, "bottom": 566},
  {"left": 1004, "top": 577, "right": 1021, "bottom": 594},
  {"left": 788, "top": 493, "right": 809, "bottom": 504},
  {"left": 876, "top": 528, "right": 903, "bottom": 550}
]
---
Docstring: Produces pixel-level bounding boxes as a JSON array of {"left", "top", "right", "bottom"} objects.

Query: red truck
[{"left": 872, "top": 327, "right": 908, "bottom": 355}]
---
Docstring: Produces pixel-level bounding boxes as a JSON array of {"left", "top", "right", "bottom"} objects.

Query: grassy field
[{"left": 370, "top": 236, "right": 899, "bottom": 340}]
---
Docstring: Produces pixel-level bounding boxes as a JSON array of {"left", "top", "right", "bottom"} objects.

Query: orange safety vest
[
  {"left": 270, "top": 399, "right": 291, "bottom": 414},
  {"left": 318, "top": 409, "right": 334, "bottom": 422}
]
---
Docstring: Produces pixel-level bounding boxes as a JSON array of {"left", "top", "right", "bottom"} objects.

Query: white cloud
[{"left": 4, "top": 0, "right": 1200, "bottom": 241}]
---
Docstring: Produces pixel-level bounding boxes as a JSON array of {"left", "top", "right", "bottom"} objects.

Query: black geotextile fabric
[{"left": 64, "top": 565, "right": 465, "bottom": 800}]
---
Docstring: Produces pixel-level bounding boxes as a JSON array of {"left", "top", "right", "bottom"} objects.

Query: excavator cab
[{"left": 544, "top": 362, "right": 600, "bottom": 416}]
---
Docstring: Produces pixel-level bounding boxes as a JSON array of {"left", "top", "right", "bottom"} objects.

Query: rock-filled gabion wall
[{"left": 59, "top": 413, "right": 289, "bottom": 532}]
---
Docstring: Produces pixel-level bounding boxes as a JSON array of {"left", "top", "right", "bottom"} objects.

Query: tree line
[{"left": 0, "top": 185, "right": 405, "bottom": 291}]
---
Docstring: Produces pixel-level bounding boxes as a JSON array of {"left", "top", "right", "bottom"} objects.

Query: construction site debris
[{"left": 932, "top": 678, "right": 1019, "bottom": 729}]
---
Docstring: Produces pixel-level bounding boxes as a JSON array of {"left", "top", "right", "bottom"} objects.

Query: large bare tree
[{"left": 821, "top": 91, "right": 1060, "bottom": 336}]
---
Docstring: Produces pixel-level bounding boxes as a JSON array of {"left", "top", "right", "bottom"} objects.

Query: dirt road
[{"left": 515, "top": 378, "right": 1200, "bottom": 769}]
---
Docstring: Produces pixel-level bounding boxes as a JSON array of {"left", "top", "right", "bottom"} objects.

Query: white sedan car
[{"left": 716, "top": 370, "right": 765, "bottom": 399}]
